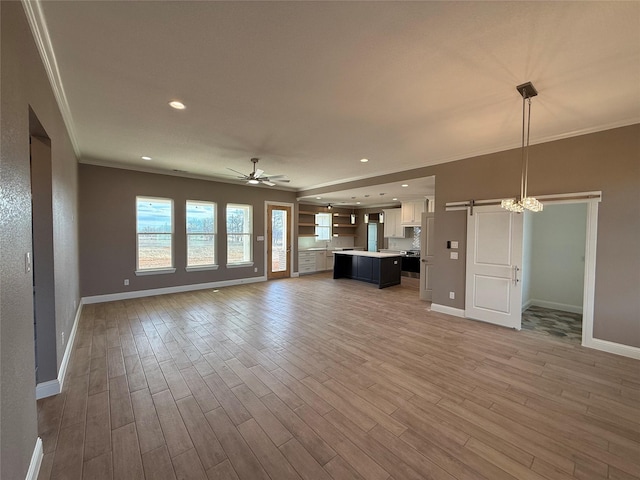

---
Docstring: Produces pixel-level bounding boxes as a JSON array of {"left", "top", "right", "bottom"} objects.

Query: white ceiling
[{"left": 35, "top": 1, "right": 640, "bottom": 204}]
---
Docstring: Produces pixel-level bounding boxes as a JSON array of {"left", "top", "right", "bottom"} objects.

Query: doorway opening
[
  {"left": 29, "top": 107, "right": 57, "bottom": 389},
  {"left": 521, "top": 203, "right": 588, "bottom": 343},
  {"left": 266, "top": 203, "right": 293, "bottom": 280},
  {"left": 367, "top": 223, "right": 378, "bottom": 252}
]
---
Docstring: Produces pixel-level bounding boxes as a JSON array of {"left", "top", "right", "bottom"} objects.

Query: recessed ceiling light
[
  {"left": 360, "top": 158, "right": 369, "bottom": 163},
  {"left": 141, "top": 156, "right": 152, "bottom": 161},
  {"left": 356, "top": 202, "right": 361, "bottom": 205},
  {"left": 316, "top": 197, "right": 322, "bottom": 200},
  {"left": 401, "top": 184, "right": 409, "bottom": 187},
  {"left": 393, "top": 198, "right": 398, "bottom": 201},
  {"left": 169, "top": 100, "right": 186, "bottom": 110}
]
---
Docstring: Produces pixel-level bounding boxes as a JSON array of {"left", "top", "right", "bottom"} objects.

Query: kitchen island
[{"left": 333, "top": 251, "right": 402, "bottom": 288}]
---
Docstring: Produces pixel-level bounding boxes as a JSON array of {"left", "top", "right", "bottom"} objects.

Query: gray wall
[
  {"left": 79, "top": 164, "right": 297, "bottom": 297},
  {"left": 1, "top": 2, "right": 80, "bottom": 478},
  {"left": 300, "top": 124, "right": 640, "bottom": 348},
  {"left": 530, "top": 203, "right": 587, "bottom": 311}
]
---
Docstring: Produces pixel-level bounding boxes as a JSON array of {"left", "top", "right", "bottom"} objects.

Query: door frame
[
  {"left": 456, "top": 192, "right": 601, "bottom": 348},
  {"left": 264, "top": 201, "right": 295, "bottom": 279}
]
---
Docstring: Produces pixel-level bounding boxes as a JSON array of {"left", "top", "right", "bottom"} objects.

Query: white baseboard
[
  {"left": 431, "top": 304, "right": 465, "bottom": 318},
  {"left": 521, "top": 299, "right": 533, "bottom": 312},
  {"left": 82, "top": 276, "right": 268, "bottom": 304},
  {"left": 36, "top": 299, "right": 83, "bottom": 399},
  {"left": 529, "top": 299, "right": 583, "bottom": 314},
  {"left": 25, "top": 437, "right": 43, "bottom": 480},
  {"left": 291, "top": 272, "right": 300, "bottom": 278},
  {"left": 584, "top": 337, "right": 640, "bottom": 360},
  {"left": 35, "top": 379, "right": 60, "bottom": 400}
]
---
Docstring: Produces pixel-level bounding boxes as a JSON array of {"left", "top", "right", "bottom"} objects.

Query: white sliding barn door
[{"left": 465, "top": 205, "right": 523, "bottom": 329}]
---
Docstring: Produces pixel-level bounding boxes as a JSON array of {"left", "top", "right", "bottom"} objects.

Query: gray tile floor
[{"left": 522, "top": 305, "right": 582, "bottom": 343}]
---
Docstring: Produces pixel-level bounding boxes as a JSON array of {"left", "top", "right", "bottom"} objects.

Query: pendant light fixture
[{"left": 501, "top": 82, "right": 543, "bottom": 213}]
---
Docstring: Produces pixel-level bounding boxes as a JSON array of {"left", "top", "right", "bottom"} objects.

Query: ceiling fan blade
[
  {"left": 267, "top": 174, "right": 287, "bottom": 179},
  {"left": 274, "top": 178, "right": 290, "bottom": 183},
  {"left": 262, "top": 180, "right": 276, "bottom": 186},
  {"left": 227, "top": 167, "right": 247, "bottom": 177},
  {"left": 254, "top": 168, "right": 265, "bottom": 178}
]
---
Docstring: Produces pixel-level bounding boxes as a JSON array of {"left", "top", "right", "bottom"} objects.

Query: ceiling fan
[{"left": 227, "top": 158, "right": 290, "bottom": 186}]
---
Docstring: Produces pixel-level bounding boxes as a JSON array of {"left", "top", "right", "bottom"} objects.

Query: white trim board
[
  {"left": 584, "top": 338, "right": 640, "bottom": 360},
  {"left": 36, "top": 299, "right": 83, "bottom": 399},
  {"left": 25, "top": 437, "right": 43, "bottom": 480},
  {"left": 526, "top": 299, "right": 583, "bottom": 315},
  {"left": 82, "top": 276, "right": 267, "bottom": 304},
  {"left": 431, "top": 304, "right": 465, "bottom": 318}
]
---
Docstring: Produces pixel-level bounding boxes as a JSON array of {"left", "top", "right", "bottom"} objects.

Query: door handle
[
  {"left": 421, "top": 259, "right": 427, "bottom": 263},
  {"left": 512, "top": 265, "right": 520, "bottom": 285}
]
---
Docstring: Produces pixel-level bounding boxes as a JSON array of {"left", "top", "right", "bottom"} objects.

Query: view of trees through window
[
  {"left": 315, "top": 212, "right": 332, "bottom": 241},
  {"left": 227, "top": 204, "right": 253, "bottom": 264},
  {"left": 136, "top": 197, "right": 173, "bottom": 270},
  {"left": 186, "top": 201, "right": 216, "bottom": 266}
]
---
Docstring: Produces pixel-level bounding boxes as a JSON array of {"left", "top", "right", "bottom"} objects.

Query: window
[
  {"left": 226, "top": 204, "right": 253, "bottom": 265},
  {"left": 315, "top": 213, "right": 332, "bottom": 241},
  {"left": 186, "top": 200, "right": 216, "bottom": 269},
  {"left": 136, "top": 197, "right": 174, "bottom": 272}
]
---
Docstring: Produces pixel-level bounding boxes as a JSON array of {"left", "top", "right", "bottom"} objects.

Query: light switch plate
[
  {"left": 451, "top": 241, "right": 459, "bottom": 249},
  {"left": 450, "top": 252, "right": 458, "bottom": 260}
]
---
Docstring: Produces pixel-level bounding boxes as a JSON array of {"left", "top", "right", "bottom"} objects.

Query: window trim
[
  {"left": 136, "top": 196, "right": 174, "bottom": 273},
  {"left": 226, "top": 203, "right": 254, "bottom": 265},
  {"left": 186, "top": 199, "right": 217, "bottom": 269}
]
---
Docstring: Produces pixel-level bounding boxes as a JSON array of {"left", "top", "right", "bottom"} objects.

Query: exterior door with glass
[
  {"left": 465, "top": 205, "right": 523, "bottom": 329},
  {"left": 267, "top": 204, "right": 292, "bottom": 279}
]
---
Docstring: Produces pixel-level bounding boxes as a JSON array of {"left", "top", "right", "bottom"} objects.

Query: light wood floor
[{"left": 37, "top": 273, "right": 640, "bottom": 480}]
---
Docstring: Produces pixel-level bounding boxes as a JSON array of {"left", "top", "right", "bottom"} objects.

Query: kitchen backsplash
[
  {"left": 298, "top": 236, "right": 355, "bottom": 250},
  {"left": 388, "top": 227, "right": 421, "bottom": 251}
]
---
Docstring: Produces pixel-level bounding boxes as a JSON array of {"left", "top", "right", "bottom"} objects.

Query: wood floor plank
[
  {"left": 108, "top": 375, "right": 135, "bottom": 430},
  {"left": 130, "top": 388, "right": 165, "bottom": 454},
  {"left": 50, "top": 423, "right": 85, "bottom": 480},
  {"left": 171, "top": 447, "right": 208, "bottom": 480},
  {"left": 202, "top": 372, "right": 252, "bottom": 426},
  {"left": 82, "top": 451, "right": 112, "bottom": 480},
  {"left": 153, "top": 389, "right": 194, "bottom": 458},
  {"left": 142, "top": 445, "right": 177, "bottom": 480},
  {"left": 204, "top": 407, "right": 271, "bottom": 480},
  {"left": 84, "top": 391, "right": 111, "bottom": 461},
  {"left": 205, "top": 459, "right": 240, "bottom": 480},
  {"left": 237, "top": 418, "right": 302, "bottom": 480},
  {"left": 111, "top": 422, "right": 144, "bottom": 480},
  {"left": 176, "top": 395, "right": 227, "bottom": 470},
  {"left": 279, "top": 438, "right": 333, "bottom": 480}
]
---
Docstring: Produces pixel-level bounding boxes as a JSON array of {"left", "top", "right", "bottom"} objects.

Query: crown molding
[{"left": 22, "top": 0, "right": 81, "bottom": 158}]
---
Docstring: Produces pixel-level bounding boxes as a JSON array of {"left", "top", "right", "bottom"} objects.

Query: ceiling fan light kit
[{"left": 501, "top": 81, "right": 543, "bottom": 213}]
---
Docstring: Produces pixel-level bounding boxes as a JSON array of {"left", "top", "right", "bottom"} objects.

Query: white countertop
[{"left": 333, "top": 250, "right": 401, "bottom": 258}]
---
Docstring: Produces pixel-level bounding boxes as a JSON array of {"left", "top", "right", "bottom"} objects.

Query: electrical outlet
[
  {"left": 124, "top": 279, "right": 129, "bottom": 286},
  {"left": 451, "top": 241, "right": 459, "bottom": 249},
  {"left": 449, "top": 291, "right": 455, "bottom": 300},
  {"left": 450, "top": 252, "right": 458, "bottom": 260},
  {"left": 254, "top": 267, "right": 258, "bottom": 273},
  {"left": 61, "top": 332, "right": 65, "bottom": 346}
]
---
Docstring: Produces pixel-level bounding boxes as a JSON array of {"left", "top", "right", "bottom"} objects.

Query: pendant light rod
[{"left": 517, "top": 81, "right": 537, "bottom": 202}]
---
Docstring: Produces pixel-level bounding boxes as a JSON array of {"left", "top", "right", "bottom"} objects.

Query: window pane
[
  {"left": 137, "top": 233, "right": 172, "bottom": 269},
  {"left": 315, "top": 213, "right": 332, "bottom": 241},
  {"left": 137, "top": 197, "right": 173, "bottom": 270},
  {"left": 227, "top": 204, "right": 253, "bottom": 264},
  {"left": 187, "top": 235, "right": 215, "bottom": 266},
  {"left": 227, "top": 205, "right": 251, "bottom": 234},
  {"left": 186, "top": 201, "right": 215, "bottom": 233},
  {"left": 187, "top": 201, "right": 216, "bottom": 266},
  {"left": 271, "top": 209, "right": 287, "bottom": 272},
  {"left": 137, "top": 198, "right": 172, "bottom": 233}
]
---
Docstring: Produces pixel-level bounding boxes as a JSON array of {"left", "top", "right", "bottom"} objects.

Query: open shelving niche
[
  {"left": 297, "top": 210, "right": 318, "bottom": 237},
  {"left": 331, "top": 212, "right": 358, "bottom": 237},
  {"left": 297, "top": 208, "right": 358, "bottom": 237}
]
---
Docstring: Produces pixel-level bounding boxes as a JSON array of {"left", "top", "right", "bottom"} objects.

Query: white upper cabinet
[
  {"left": 401, "top": 200, "right": 425, "bottom": 226},
  {"left": 383, "top": 209, "right": 404, "bottom": 238}
]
